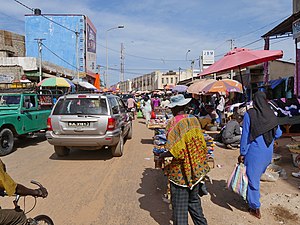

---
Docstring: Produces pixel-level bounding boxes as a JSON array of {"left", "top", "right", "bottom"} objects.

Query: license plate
[{"left": 68, "top": 122, "right": 90, "bottom": 127}]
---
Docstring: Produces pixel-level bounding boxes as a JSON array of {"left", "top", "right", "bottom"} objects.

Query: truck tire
[
  {"left": 54, "top": 146, "right": 70, "bottom": 157},
  {"left": 0, "top": 128, "right": 14, "bottom": 156},
  {"left": 111, "top": 135, "right": 124, "bottom": 157}
]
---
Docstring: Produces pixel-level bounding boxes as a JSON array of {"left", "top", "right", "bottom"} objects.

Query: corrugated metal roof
[{"left": 262, "top": 11, "right": 300, "bottom": 37}]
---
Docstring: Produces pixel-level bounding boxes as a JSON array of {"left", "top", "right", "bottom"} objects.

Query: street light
[
  {"left": 185, "top": 49, "right": 191, "bottom": 61},
  {"left": 105, "top": 25, "right": 124, "bottom": 87}
]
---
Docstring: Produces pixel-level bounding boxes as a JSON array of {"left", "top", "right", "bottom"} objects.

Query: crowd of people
[
  {"left": 124, "top": 90, "right": 299, "bottom": 224},
  {"left": 125, "top": 90, "right": 238, "bottom": 128},
  {"left": 1, "top": 89, "right": 299, "bottom": 224}
]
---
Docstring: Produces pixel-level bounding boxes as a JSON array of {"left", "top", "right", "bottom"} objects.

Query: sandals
[
  {"left": 248, "top": 208, "right": 261, "bottom": 219},
  {"left": 291, "top": 172, "right": 300, "bottom": 178}
]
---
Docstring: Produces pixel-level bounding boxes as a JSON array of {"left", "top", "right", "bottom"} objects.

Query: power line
[
  {"left": 98, "top": 42, "right": 188, "bottom": 62},
  {"left": 241, "top": 38, "right": 262, "bottom": 48},
  {"left": 13, "top": 0, "right": 33, "bottom": 12},
  {"left": 41, "top": 43, "right": 78, "bottom": 70},
  {"left": 100, "top": 15, "right": 291, "bottom": 64},
  {"left": 40, "top": 15, "right": 77, "bottom": 34},
  {"left": 13, "top": 0, "right": 77, "bottom": 34},
  {"left": 233, "top": 15, "right": 290, "bottom": 41}
]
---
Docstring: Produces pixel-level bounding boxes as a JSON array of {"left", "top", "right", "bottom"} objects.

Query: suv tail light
[
  {"left": 47, "top": 117, "right": 53, "bottom": 131},
  {"left": 107, "top": 117, "right": 116, "bottom": 131}
]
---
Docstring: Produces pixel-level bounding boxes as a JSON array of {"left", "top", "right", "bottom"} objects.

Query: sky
[{"left": 0, "top": 0, "right": 295, "bottom": 86}]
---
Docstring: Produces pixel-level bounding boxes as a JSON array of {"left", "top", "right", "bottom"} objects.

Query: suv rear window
[{"left": 53, "top": 98, "right": 108, "bottom": 115}]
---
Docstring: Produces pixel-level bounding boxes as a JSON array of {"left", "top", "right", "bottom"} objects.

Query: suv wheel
[
  {"left": 126, "top": 124, "right": 133, "bottom": 140},
  {"left": 54, "top": 146, "right": 70, "bottom": 157},
  {"left": 111, "top": 135, "right": 124, "bottom": 157},
  {"left": 0, "top": 128, "right": 14, "bottom": 156}
]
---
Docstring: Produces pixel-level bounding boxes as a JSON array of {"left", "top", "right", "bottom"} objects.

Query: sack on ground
[{"left": 227, "top": 163, "right": 248, "bottom": 200}]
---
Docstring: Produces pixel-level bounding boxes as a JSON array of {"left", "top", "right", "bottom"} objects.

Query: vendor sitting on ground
[{"left": 221, "top": 114, "right": 243, "bottom": 149}]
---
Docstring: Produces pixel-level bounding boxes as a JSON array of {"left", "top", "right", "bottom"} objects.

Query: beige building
[
  {"left": 233, "top": 60, "right": 295, "bottom": 87},
  {"left": 159, "top": 70, "right": 179, "bottom": 89},
  {"left": 127, "top": 70, "right": 181, "bottom": 92},
  {"left": 0, "top": 30, "right": 76, "bottom": 88},
  {"left": 131, "top": 71, "right": 159, "bottom": 92},
  {"left": 117, "top": 68, "right": 194, "bottom": 93},
  {"left": 118, "top": 79, "right": 132, "bottom": 93},
  {"left": 0, "top": 57, "right": 76, "bottom": 83},
  {"left": 0, "top": 30, "right": 25, "bottom": 57}
]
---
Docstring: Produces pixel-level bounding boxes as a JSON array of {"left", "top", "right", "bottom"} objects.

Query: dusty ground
[{"left": 0, "top": 119, "right": 299, "bottom": 225}]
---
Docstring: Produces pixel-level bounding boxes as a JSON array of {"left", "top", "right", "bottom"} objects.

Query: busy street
[
  {"left": 0, "top": 117, "right": 299, "bottom": 225},
  {"left": 1, "top": 1, "right": 300, "bottom": 225}
]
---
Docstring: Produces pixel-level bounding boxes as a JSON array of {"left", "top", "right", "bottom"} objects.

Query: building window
[
  {"left": 171, "top": 77, "right": 173, "bottom": 84},
  {"left": 175, "top": 77, "right": 178, "bottom": 84},
  {"left": 162, "top": 78, "right": 164, "bottom": 84},
  {"left": 166, "top": 78, "right": 169, "bottom": 84}
]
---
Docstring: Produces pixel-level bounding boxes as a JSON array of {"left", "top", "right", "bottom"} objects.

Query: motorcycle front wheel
[{"left": 32, "top": 215, "right": 54, "bottom": 225}]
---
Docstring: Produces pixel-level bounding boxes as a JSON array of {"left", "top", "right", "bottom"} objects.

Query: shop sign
[
  {"left": 0, "top": 74, "right": 14, "bottom": 83},
  {"left": 292, "top": 18, "right": 300, "bottom": 39},
  {"left": 202, "top": 50, "right": 215, "bottom": 65}
]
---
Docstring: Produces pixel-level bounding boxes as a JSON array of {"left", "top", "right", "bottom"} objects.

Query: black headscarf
[{"left": 248, "top": 91, "right": 278, "bottom": 147}]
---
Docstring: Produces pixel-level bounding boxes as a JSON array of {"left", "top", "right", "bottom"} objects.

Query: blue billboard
[{"left": 25, "top": 15, "right": 86, "bottom": 73}]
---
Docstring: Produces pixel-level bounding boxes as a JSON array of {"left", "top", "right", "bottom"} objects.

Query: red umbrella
[
  {"left": 199, "top": 48, "right": 283, "bottom": 94},
  {"left": 199, "top": 47, "right": 283, "bottom": 77}
]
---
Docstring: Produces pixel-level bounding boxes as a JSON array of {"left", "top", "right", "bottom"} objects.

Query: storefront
[{"left": 262, "top": 3, "right": 300, "bottom": 97}]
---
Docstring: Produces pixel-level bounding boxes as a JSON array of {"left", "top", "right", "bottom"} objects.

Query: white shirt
[{"left": 217, "top": 96, "right": 225, "bottom": 112}]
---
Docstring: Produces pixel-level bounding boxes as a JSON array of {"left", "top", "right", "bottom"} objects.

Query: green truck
[{"left": 0, "top": 92, "right": 52, "bottom": 155}]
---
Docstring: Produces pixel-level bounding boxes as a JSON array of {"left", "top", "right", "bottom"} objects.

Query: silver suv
[{"left": 46, "top": 93, "right": 132, "bottom": 157}]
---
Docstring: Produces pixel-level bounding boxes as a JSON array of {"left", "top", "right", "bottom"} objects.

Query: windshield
[
  {"left": 52, "top": 98, "right": 108, "bottom": 115},
  {"left": 0, "top": 95, "right": 21, "bottom": 106}
]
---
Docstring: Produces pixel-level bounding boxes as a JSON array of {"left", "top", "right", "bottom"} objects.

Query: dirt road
[{"left": 1, "top": 119, "right": 299, "bottom": 225}]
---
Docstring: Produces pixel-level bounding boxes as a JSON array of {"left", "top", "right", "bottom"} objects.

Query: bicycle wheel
[{"left": 33, "top": 215, "right": 54, "bottom": 225}]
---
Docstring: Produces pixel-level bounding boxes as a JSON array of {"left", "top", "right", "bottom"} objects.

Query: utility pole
[
  {"left": 120, "top": 43, "right": 124, "bottom": 82},
  {"left": 228, "top": 39, "right": 235, "bottom": 79},
  {"left": 34, "top": 38, "right": 45, "bottom": 84},
  {"left": 103, "top": 71, "right": 106, "bottom": 87},
  {"left": 178, "top": 67, "right": 181, "bottom": 83},
  {"left": 75, "top": 29, "right": 80, "bottom": 87},
  {"left": 191, "top": 60, "right": 195, "bottom": 81}
]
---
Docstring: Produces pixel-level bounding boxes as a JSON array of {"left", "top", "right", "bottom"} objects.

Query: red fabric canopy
[{"left": 199, "top": 48, "right": 283, "bottom": 77}]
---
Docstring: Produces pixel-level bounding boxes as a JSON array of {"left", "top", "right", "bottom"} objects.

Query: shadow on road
[
  {"left": 140, "top": 138, "right": 153, "bottom": 145},
  {"left": 137, "top": 168, "right": 172, "bottom": 225},
  {"left": 206, "top": 179, "right": 247, "bottom": 212},
  {"left": 49, "top": 148, "right": 113, "bottom": 161},
  {"left": 14, "top": 133, "right": 46, "bottom": 149}
]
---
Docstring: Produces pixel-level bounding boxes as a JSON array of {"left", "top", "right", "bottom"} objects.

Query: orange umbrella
[
  {"left": 165, "top": 84, "right": 175, "bottom": 90},
  {"left": 187, "top": 79, "right": 215, "bottom": 94},
  {"left": 201, "top": 79, "right": 243, "bottom": 93},
  {"left": 94, "top": 74, "right": 100, "bottom": 90}
]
